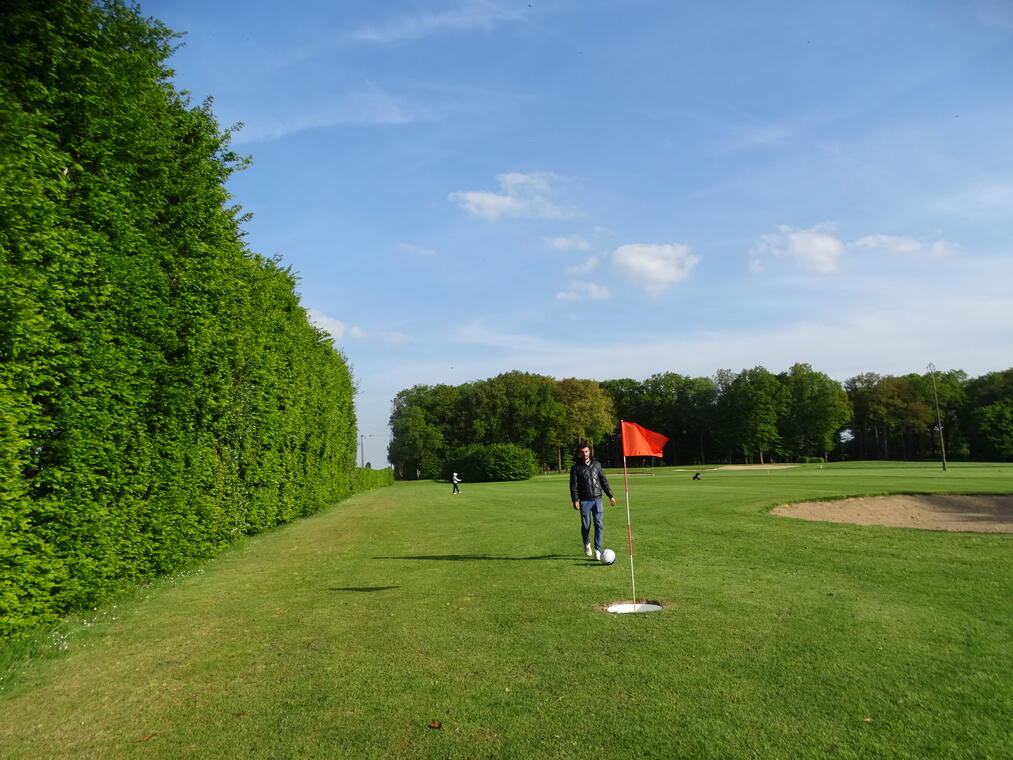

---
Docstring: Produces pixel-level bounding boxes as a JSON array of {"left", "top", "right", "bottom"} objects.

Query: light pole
[
  {"left": 927, "top": 363, "right": 947, "bottom": 471},
  {"left": 358, "top": 433, "right": 376, "bottom": 468}
]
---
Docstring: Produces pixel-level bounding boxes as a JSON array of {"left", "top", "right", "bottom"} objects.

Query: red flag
[{"left": 621, "top": 421, "right": 669, "bottom": 458}]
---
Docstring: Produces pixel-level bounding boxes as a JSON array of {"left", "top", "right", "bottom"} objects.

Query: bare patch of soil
[{"left": 771, "top": 493, "right": 1013, "bottom": 533}]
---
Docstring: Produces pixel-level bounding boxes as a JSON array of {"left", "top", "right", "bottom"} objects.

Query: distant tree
[
  {"left": 916, "top": 368, "right": 967, "bottom": 461},
  {"left": 717, "top": 367, "right": 782, "bottom": 464},
  {"left": 777, "top": 363, "right": 851, "bottom": 460},
  {"left": 869, "top": 376, "right": 934, "bottom": 459},
  {"left": 710, "top": 369, "right": 737, "bottom": 462},
  {"left": 467, "top": 371, "right": 566, "bottom": 465},
  {"left": 626, "top": 372, "right": 718, "bottom": 465},
  {"left": 682, "top": 376, "right": 719, "bottom": 464},
  {"left": 844, "top": 373, "right": 882, "bottom": 459},
  {"left": 937, "top": 369, "right": 968, "bottom": 458},
  {"left": 389, "top": 365, "right": 1013, "bottom": 476},
  {"left": 599, "top": 378, "right": 646, "bottom": 423},
  {"left": 423, "top": 383, "right": 468, "bottom": 449},
  {"left": 387, "top": 388, "right": 446, "bottom": 479},
  {"left": 639, "top": 372, "right": 683, "bottom": 434},
  {"left": 657, "top": 373, "right": 717, "bottom": 465},
  {"left": 969, "top": 402, "right": 1013, "bottom": 461},
  {"left": 555, "top": 378, "right": 615, "bottom": 468},
  {"left": 846, "top": 371, "right": 970, "bottom": 461},
  {"left": 963, "top": 369, "right": 1013, "bottom": 461}
]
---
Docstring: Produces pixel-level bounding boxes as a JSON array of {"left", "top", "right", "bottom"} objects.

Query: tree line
[
  {"left": 389, "top": 372, "right": 615, "bottom": 479},
  {"left": 388, "top": 365, "right": 1013, "bottom": 477},
  {"left": 1, "top": 1, "right": 370, "bottom": 637}
]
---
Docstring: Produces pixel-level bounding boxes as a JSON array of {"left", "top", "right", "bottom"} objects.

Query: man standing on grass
[{"left": 569, "top": 443, "right": 616, "bottom": 560}]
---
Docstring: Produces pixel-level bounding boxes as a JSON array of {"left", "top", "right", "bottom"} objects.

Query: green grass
[{"left": 2, "top": 462, "right": 1011, "bottom": 759}]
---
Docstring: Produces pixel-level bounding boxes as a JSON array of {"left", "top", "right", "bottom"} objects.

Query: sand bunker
[
  {"left": 771, "top": 493, "right": 1013, "bottom": 533},
  {"left": 716, "top": 464, "right": 798, "bottom": 471}
]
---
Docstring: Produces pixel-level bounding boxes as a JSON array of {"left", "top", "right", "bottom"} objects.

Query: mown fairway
[{"left": 1, "top": 463, "right": 1011, "bottom": 759}]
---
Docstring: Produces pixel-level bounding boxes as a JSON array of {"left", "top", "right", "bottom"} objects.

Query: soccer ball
[{"left": 600, "top": 548, "right": 616, "bottom": 565}]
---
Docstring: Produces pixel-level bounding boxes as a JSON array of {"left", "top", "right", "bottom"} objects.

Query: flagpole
[{"left": 621, "top": 421, "right": 637, "bottom": 608}]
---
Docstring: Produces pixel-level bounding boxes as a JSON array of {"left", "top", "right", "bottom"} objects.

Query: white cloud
[
  {"left": 449, "top": 172, "right": 580, "bottom": 220},
  {"left": 850, "top": 234, "right": 955, "bottom": 257},
  {"left": 544, "top": 235, "right": 591, "bottom": 250},
  {"left": 566, "top": 254, "right": 602, "bottom": 276},
  {"left": 234, "top": 85, "right": 432, "bottom": 144},
  {"left": 611, "top": 243, "right": 699, "bottom": 296},
  {"left": 929, "top": 240, "right": 959, "bottom": 257},
  {"left": 933, "top": 181, "right": 1013, "bottom": 218},
  {"left": 556, "top": 282, "right": 611, "bottom": 301},
  {"left": 448, "top": 190, "right": 525, "bottom": 220},
  {"left": 751, "top": 224, "right": 844, "bottom": 274},
  {"left": 498, "top": 172, "right": 551, "bottom": 196},
  {"left": 451, "top": 321, "right": 553, "bottom": 353},
  {"left": 715, "top": 108, "right": 843, "bottom": 155},
  {"left": 379, "top": 330, "right": 415, "bottom": 345},
  {"left": 399, "top": 242, "right": 438, "bottom": 257},
  {"left": 850, "top": 234, "right": 922, "bottom": 255},
  {"left": 307, "top": 308, "right": 412, "bottom": 344},
  {"left": 355, "top": 254, "right": 1013, "bottom": 466},
  {"left": 438, "top": 278, "right": 1012, "bottom": 385},
  {"left": 308, "top": 308, "right": 365, "bottom": 341},
  {"left": 752, "top": 225, "right": 958, "bottom": 274},
  {"left": 346, "top": 2, "right": 525, "bottom": 44}
]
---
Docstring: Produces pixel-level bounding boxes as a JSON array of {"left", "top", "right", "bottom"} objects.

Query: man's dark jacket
[{"left": 570, "top": 458, "right": 614, "bottom": 502}]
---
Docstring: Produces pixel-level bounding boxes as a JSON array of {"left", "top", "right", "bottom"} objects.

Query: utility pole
[
  {"left": 359, "top": 433, "right": 376, "bottom": 468},
  {"left": 927, "top": 363, "right": 947, "bottom": 471}
]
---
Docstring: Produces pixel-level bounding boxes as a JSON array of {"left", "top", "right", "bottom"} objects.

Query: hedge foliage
[
  {"left": 442, "top": 444, "right": 539, "bottom": 482},
  {"left": 352, "top": 467, "right": 395, "bottom": 493},
  {"left": 0, "top": 0, "right": 362, "bottom": 637}
]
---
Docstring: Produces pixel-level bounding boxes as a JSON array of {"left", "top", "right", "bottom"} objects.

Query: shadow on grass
[
  {"left": 373, "top": 554, "right": 573, "bottom": 562},
  {"left": 327, "top": 586, "right": 400, "bottom": 592},
  {"left": 924, "top": 493, "right": 1013, "bottom": 527}
]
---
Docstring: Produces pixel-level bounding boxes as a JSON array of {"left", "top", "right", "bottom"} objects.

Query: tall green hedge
[
  {"left": 352, "top": 467, "right": 396, "bottom": 493},
  {"left": 0, "top": 0, "right": 359, "bottom": 637}
]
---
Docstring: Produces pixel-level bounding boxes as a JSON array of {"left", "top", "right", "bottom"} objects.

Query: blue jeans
[{"left": 580, "top": 498, "right": 604, "bottom": 551}]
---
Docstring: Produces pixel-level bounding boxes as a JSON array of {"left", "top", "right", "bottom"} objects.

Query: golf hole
[{"left": 606, "top": 602, "right": 663, "bottom": 614}]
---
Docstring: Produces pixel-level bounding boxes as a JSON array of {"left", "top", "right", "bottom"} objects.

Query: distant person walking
[
  {"left": 451, "top": 472, "right": 461, "bottom": 494},
  {"left": 569, "top": 443, "right": 616, "bottom": 560}
]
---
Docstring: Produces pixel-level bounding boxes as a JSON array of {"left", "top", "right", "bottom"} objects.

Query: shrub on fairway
[{"left": 443, "top": 444, "right": 538, "bottom": 482}]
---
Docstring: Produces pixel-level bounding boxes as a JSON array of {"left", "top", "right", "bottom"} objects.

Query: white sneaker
[
  {"left": 584, "top": 543, "right": 592, "bottom": 557},
  {"left": 595, "top": 550, "right": 601, "bottom": 561}
]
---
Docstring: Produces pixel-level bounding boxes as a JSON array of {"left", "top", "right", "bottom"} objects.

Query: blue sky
[{"left": 143, "top": 0, "right": 1013, "bottom": 466}]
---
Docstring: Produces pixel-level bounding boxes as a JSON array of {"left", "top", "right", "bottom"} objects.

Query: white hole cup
[{"left": 606, "top": 603, "right": 662, "bottom": 614}]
